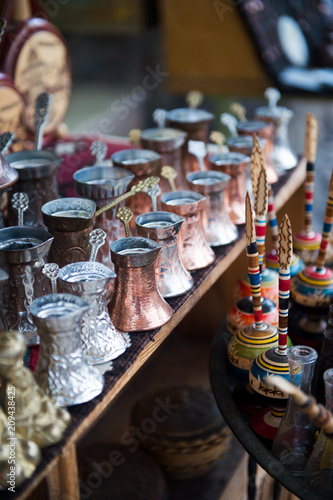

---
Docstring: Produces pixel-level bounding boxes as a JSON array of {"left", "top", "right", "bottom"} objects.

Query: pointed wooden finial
[
  {"left": 305, "top": 113, "right": 318, "bottom": 163},
  {"left": 245, "top": 191, "right": 256, "bottom": 247},
  {"left": 251, "top": 134, "right": 265, "bottom": 198},
  {"left": 254, "top": 162, "right": 268, "bottom": 217},
  {"left": 278, "top": 214, "right": 293, "bottom": 271}
]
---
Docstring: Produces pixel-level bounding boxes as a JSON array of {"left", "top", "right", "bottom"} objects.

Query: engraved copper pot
[
  {"left": 109, "top": 237, "right": 173, "bottom": 332},
  {"left": 186, "top": 171, "right": 238, "bottom": 246},
  {"left": 41, "top": 198, "right": 96, "bottom": 267},
  {"left": 140, "top": 127, "right": 187, "bottom": 190},
  {"left": 255, "top": 104, "right": 297, "bottom": 171},
  {"left": 161, "top": 190, "right": 215, "bottom": 271},
  {"left": 236, "top": 120, "right": 278, "bottom": 184},
  {"left": 0, "top": 226, "right": 53, "bottom": 346},
  {"left": 166, "top": 108, "right": 214, "bottom": 176},
  {"left": 209, "top": 152, "right": 250, "bottom": 225},
  {"left": 31, "top": 293, "right": 104, "bottom": 406},
  {"left": 111, "top": 149, "right": 162, "bottom": 234},
  {"left": 73, "top": 166, "right": 135, "bottom": 269},
  {"left": 136, "top": 211, "right": 193, "bottom": 298},
  {"left": 5, "top": 150, "right": 62, "bottom": 227}
]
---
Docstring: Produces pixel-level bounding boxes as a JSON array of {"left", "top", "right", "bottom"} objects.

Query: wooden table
[{"left": 9, "top": 160, "right": 305, "bottom": 500}]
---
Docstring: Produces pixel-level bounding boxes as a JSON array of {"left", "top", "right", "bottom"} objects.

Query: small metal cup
[
  {"left": 58, "top": 261, "right": 127, "bottom": 365},
  {"left": 73, "top": 165, "right": 135, "bottom": 269},
  {"left": 42, "top": 197, "right": 96, "bottom": 267},
  {"left": 111, "top": 149, "right": 162, "bottom": 233},
  {"left": 109, "top": 237, "right": 173, "bottom": 332},
  {"left": 136, "top": 211, "right": 193, "bottom": 298},
  {"left": 186, "top": 170, "right": 238, "bottom": 246},
  {"left": 0, "top": 226, "right": 54, "bottom": 345},
  {"left": 209, "top": 152, "right": 250, "bottom": 225},
  {"left": 161, "top": 190, "right": 215, "bottom": 271},
  {"left": 5, "top": 150, "right": 62, "bottom": 227},
  {"left": 140, "top": 127, "right": 187, "bottom": 189}
]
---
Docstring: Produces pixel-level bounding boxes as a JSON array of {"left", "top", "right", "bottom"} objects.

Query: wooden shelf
[{"left": 10, "top": 160, "right": 305, "bottom": 500}]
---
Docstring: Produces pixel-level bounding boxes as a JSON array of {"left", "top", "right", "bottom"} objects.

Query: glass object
[
  {"left": 304, "top": 368, "right": 333, "bottom": 497},
  {"left": 272, "top": 345, "right": 318, "bottom": 474}
]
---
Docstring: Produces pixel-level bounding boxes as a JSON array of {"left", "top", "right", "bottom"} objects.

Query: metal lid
[{"left": 167, "top": 107, "right": 214, "bottom": 124}]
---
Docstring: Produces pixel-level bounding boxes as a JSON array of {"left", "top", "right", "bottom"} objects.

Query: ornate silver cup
[
  {"left": 31, "top": 293, "right": 104, "bottom": 406},
  {"left": 0, "top": 226, "right": 53, "bottom": 345},
  {"left": 73, "top": 165, "right": 134, "bottom": 269},
  {"left": 136, "top": 211, "right": 193, "bottom": 298},
  {"left": 186, "top": 171, "right": 238, "bottom": 246},
  {"left": 58, "top": 261, "right": 127, "bottom": 365}
]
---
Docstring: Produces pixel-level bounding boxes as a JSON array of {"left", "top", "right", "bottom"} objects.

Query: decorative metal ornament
[
  {"left": 136, "top": 211, "right": 193, "bottom": 298},
  {"left": 90, "top": 140, "right": 107, "bottom": 166},
  {"left": 0, "top": 330, "right": 70, "bottom": 446},
  {"left": 11, "top": 192, "right": 29, "bottom": 226},
  {"left": 32, "top": 293, "right": 104, "bottom": 406},
  {"left": 161, "top": 165, "right": 177, "bottom": 192},
  {"left": 210, "top": 131, "right": 226, "bottom": 152},
  {"left": 186, "top": 90, "right": 204, "bottom": 109},
  {"left": 186, "top": 170, "right": 238, "bottom": 247},
  {"left": 293, "top": 113, "right": 321, "bottom": 265},
  {"left": 116, "top": 206, "right": 133, "bottom": 238},
  {"left": 0, "top": 226, "right": 53, "bottom": 345},
  {"left": 161, "top": 190, "right": 215, "bottom": 271},
  {"left": 230, "top": 102, "right": 247, "bottom": 122},
  {"left": 34, "top": 92, "right": 51, "bottom": 151},
  {"left": 109, "top": 237, "right": 173, "bottom": 332},
  {"left": 128, "top": 128, "right": 142, "bottom": 147}
]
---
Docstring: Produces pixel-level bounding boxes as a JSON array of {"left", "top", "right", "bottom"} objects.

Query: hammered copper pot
[
  {"left": 111, "top": 149, "right": 162, "bottom": 233},
  {"left": 209, "top": 152, "right": 250, "bottom": 225},
  {"left": 236, "top": 120, "right": 278, "bottom": 184},
  {"left": 109, "top": 237, "right": 173, "bottom": 332},
  {"left": 166, "top": 108, "right": 214, "bottom": 176},
  {"left": 161, "top": 190, "right": 215, "bottom": 271},
  {"left": 140, "top": 127, "right": 187, "bottom": 190},
  {"left": 41, "top": 198, "right": 96, "bottom": 267}
]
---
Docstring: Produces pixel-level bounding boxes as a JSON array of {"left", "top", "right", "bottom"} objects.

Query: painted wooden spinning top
[
  {"left": 249, "top": 214, "right": 293, "bottom": 444},
  {"left": 293, "top": 114, "right": 321, "bottom": 265},
  {"left": 228, "top": 192, "right": 278, "bottom": 378},
  {"left": 235, "top": 136, "right": 278, "bottom": 304},
  {"left": 289, "top": 169, "right": 333, "bottom": 350},
  {"left": 265, "top": 182, "right": 304, "bottom": 277}
]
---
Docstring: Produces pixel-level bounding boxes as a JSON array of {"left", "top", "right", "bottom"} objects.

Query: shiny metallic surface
[
  {"left": 0, "top": 226, "right": 53, "bottom": 345},
  {"left": 58, "top": 262, "right": 127, "bottom": 365},
  {"left": 186, "top": 171, "right": 238, "bottom": 246},
  {"left": 136, "top": 212, "right": 193, "bottom": 298},
  {"left": 73, "top": 166, "right": 134, "bottom": 268},
  {"left": 31, "top": 293, "right": 104, "bottom": 406},
  {"left": 140, "top": 127, "right": 187, "bottom": 190},
  {"left": 255, "top": 105, "right": 297, "bottom": 171},
  {"left": 6, "top": 150, "right": 62, "bottom": 227},
  {"left": 166, "top": 107, "right": 214, "bottom": 176},
  {"left": 161, "top": 191, "right": 215, "bottom": 271},
  {"left": 42, "top": 198, "right": 96, "bottom": 267},
  {"left": 109, "top": 237, "right": 173, "bottom": 332},
  {"left": 209, "top": 152, "right": 250, "bottom": 225},
  {"left": 236, "top": 120, "right": 278, "bottom": 184},
  {"left": 111, "top": 149, "right": 162, "bottom": 233}
]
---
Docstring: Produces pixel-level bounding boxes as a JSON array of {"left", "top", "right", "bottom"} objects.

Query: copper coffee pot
[
  {"left": 161, "top": 190, "right": 215, "bottom": 271},
  {"left": 166, "top": 91, "right": 214, "bottom": 176},
  {"left": 109, "top": 237, "right": 173, "bottom": 332},
  {"left": 41, "top": 197, "right": 96, "bottom": 267}
]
